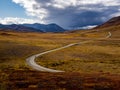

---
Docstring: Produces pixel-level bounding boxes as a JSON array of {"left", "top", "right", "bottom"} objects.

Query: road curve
[
  {"left": 26, "top": 32, "right": 111, "bottom": 72},
  {"left": 106, "top": 32, "right": 112, "bottom": 38}
]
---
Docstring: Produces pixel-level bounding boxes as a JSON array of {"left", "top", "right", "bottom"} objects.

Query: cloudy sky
[{"left": 0, "top": 0, "right": 120, "bottom": 29}]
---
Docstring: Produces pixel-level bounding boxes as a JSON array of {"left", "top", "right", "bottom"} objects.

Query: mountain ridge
[
  {"left": 22, "top": 23, "right": 65, "bottom": 32},
  {"left": 0, "top": 23, "right": 65, "bottom": 33}
]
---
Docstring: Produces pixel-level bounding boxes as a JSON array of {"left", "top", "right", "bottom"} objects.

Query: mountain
[
  {"left": 22, "top": 23, "right": 65, "bottom": 32},
  {"left": 0, "top": 23, "right": 65, "bottom": 33},
  {"left": 95, "top": 16, "right": 120, "bottom": 28},
  {"left": 0, "top": 24, "right": 6, "bottom": 28},
  {"left": 0, "top": 24, "right": 43, "bottom": 32}
]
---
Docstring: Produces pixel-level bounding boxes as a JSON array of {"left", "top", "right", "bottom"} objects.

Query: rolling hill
[
  {"left": 70, "top": 16, "right": 120, "bottom": 38},
  {"left": 95, "top": 16, "right": 120, "bottom": 29},
  {"left": 94, "top": 16, "right": 120, "bottom": 38}
]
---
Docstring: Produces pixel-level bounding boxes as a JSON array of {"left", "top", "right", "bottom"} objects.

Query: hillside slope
[
  {"left": 70, "top": 16, "right": 120, "bottom": 38},
  {"left": 95, "top": 16, "right": 120, "bottom": 28}
]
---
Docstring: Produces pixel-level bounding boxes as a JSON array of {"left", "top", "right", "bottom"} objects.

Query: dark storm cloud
[
  {"left": 12, "top": 0, "right": 120, "bottom": 29},
  {"left": 46, "top": 9, "right": 118, "bottom": 28}
]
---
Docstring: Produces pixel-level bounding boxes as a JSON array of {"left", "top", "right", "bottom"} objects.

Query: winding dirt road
[{"left": 26, "top": 32, "right": 111, "bottom": 72}]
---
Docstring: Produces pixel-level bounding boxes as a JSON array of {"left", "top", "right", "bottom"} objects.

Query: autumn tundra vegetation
[{"left": 0, "top": 16, "right": 120, "bottom": 90}]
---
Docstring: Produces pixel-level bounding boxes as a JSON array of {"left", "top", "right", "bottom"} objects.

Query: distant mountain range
[
  {"left": 0, "top": 24, "right": 42, "bottom": 32},
  {"left": 0, "top": 16, "right": 120, "bottom": 33},
  {"left": 0, "top": 23, "right": 65, "bottom": 33},
  {"left": 22, "top": 23, "right": 65, "bottom": 32}
]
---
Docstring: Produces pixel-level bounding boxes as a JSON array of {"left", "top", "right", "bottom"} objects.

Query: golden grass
[
  {"left": 0, "top": 31, "right": 84, "bottom": 71},
  {"left": 0, "top": 26, "right": 120, "bottom": 89},
  {"left": 36, "top": 41, "right": 120, "bottom": 74},
  {"left": 35, "top": 26, "right": 120, "bottom": 74},
  {"left": 0, "top": 25, "right": 120, "bottom": 73}
]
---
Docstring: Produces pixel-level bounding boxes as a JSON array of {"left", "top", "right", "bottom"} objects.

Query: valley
[{"left": 0, "top": 16, "right": 120, "bottom": 90}]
